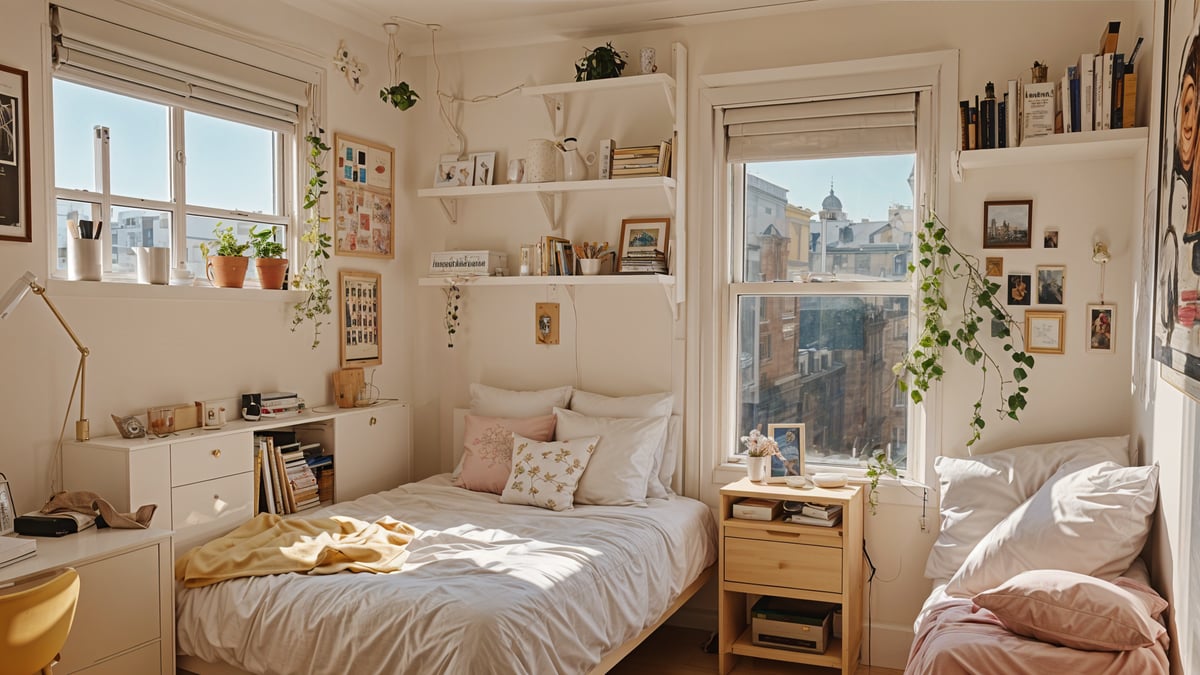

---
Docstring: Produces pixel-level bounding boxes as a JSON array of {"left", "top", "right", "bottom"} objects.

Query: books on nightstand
[
  {"left": 784, "top": 502, "right": 842, "bottom": 527},
  {"left": 732, "top": 498, "right": 782, "bottom": 521}
]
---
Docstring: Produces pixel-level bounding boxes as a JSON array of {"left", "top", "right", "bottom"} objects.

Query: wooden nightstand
[{"left": 718, "top": 478, "right": 864, "bottom": 675}]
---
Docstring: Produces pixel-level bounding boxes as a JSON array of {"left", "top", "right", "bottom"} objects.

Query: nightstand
[{"left": 718, "top": 477, "right": 864, "bottom": 675}]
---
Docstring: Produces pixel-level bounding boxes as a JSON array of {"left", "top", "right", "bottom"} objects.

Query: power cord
[{"left": 864, "top": 542, "right": 878, "bottom": 672}]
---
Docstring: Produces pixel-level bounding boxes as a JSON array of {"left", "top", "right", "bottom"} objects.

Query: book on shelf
[
  {"left": 785, "top": 513, "right": 841, "bottom": 528},
  {"left": 598, "top": 138, "right": 615, "bottom": 179},
  {"left": 1006, "top": 79, "right": 1020, "bottom": 146},
  {"left": 0, "top": 536, "right": 36, "bottom": 568},
  {"left": 1123, "top": 69, "right": 1137, "bottom": 128},
  {"left": 800, "top": 502, "right": 843, "bottom": 520},
  {"left": 958, "top": 100, "right": 970, "bottom": 151},
  {"left": 1099, "top": 20, "right": 1120, "bottom": 55},
  {"left": 997, "top": 98, "right": 1007, "bottom": 148},
  {"left": 258, "top": 438, "right": 277, "bottom": 515},
  {"left": 542, "top": 235, "right": 570, "bottom": 275},
  {"left": 966, "top": 100, "right": 978, "bottom": 150},
  {"left": 1079, "top": 54, "right": 1095, "bottom": 132},
  {"left": 1111, "top": 52, "right": 1125, "bottom": 130},
  {"left": 1068, "top": 65, "right": 1081, "bottom": 133},
  {"left": 1021, "top": 81, "right": 1056, "bottom": 141},
  {"left": 980, "top": 82, "right": 996, "bottom": 149},
  {"left": 300, "top": 442, "right": 323, "bottom": 457},
  {"left": 1058, "top": 71, "right": 1071, "bottom": 134}
]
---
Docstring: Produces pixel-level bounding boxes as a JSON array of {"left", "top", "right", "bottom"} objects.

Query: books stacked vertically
[
  {"left": 283, "top": 443, "right": 321, "bottom": 512},
  {"left": 610, "top": 140, "right": 671, "bottom": 178},
  {"left": 784, "top": 502, "right": 842, "bottom": 528},
  {"left": 256, "top": 431, "right": 320, "bottom": 514},
  {"left": 303, "top": 442, "right": 335, "bottom": 504}
]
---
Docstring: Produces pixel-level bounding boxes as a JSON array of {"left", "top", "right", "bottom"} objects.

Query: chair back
[{"left": 0, "top": 567, "right": 80, "bottom": 675}]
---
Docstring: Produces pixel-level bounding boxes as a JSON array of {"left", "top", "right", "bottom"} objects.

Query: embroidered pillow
[
  {"left": 454, "top": 414, "right": 556, "bottom": 494},
  {"left": 500, "top": 434, "right": 599, "bottom": 511}
]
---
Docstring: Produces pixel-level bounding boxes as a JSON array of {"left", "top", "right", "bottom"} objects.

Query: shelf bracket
[
  {"left": 951, "top": 151, "right": 963, "bottom": 183},
  {"left": 659, "top": 279, "right": 679, "bottom": 322},
  {"left": 535, "top": 191, "right": 562, "bottom": 231},
  {"left": 660, "top": 183, "right": 676, "bottom": 209},
  {"left": 436, "top": 197, "right": 459, "bottom": 224},
  {"left": 541, "top": 94, "right": 565, "bottom": 138},
  {"left": 660, "top": 80, "right": 676, "bottom": 118}
]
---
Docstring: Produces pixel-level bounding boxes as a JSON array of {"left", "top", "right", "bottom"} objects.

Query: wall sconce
[{"left": 1092, "top": 241, "right": 1111, "bottom": 264}]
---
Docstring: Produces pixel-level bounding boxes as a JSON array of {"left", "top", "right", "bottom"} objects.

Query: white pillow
[
  {"left": 944, "top": 460, "right": 1159, "bottom": 598},
  {"left": 469, "top": 383, "right": 573, "bottom": 418},
  {"left": 500, "top": 433, "right": 598, "bottom": 512},
  {"left": 925, "top": 435, "right": 1131, "bottom": 580},
  {"left": 554, "top": 407, "right": 666, "bottom": 506},
  {"left": 569, "top": 390, "right": 675, "bottom": 498}
]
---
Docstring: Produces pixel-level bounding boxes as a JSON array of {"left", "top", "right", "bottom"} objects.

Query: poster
[
  {"left": 334, "top": 133, "right": 394, "bottom": 258},
  {"left": 0, "top": 64, "right": 29, "bottom": 243}
]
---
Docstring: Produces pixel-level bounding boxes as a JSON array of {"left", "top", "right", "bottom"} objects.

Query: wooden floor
[{"left": 609, "top": 625, "right": 904, "bottom": 675}]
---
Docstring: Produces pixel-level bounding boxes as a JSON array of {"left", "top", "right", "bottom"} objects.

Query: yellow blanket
[{"left": 175, "top": 513, "right": 415, "bottom": 588}]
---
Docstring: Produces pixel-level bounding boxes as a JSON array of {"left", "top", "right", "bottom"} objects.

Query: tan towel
[
  {"left": 174, "top": 513, "right": 415, "bottom": 588},
  {"left": 40, "top": 491, "right": 156, "bottom": 529}
]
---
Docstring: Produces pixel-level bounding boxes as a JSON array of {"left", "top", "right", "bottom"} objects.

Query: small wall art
[
  {"left": 339, "top": 269, "right": 382, "bottom": 368},
  {"left": 0, "top": 63, "right": 31, "bottom": 243},
  {"left": 985, "top": 257, "right": 1003, "bottom": 277},
  {"left": 470, "top": 151, "right": 497, "bottom": 186},
  {"left": 1025, "top": 310, "right": 1066, "bottom": 355},
  {"left": 1087, "top": 303, "right": 1115, "bottom": 353},
  {"left": 435, "top": 155, "right": 473, "bottom": 188},
  {"left": 1035, "top": 265, "right": 1065, "bottom": 304},
  {"left": 334, "top": 133, "right": 394, "bottom": 258},
  {"left": 1006, "top": 273, "right": 1032, "bottom": 306},
  {"left": 983, "top": 199, "right": 1032, "bottom": 249}
]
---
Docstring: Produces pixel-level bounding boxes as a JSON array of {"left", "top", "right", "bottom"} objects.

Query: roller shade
[
  {"left": 726, "top": 93, "right": 916, "bottom": 161},
  {"left": 51, "top": 4, "right": 312, "bottom": 126}
]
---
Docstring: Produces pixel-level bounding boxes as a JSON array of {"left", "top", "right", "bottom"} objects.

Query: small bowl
[{"left": 784, "top": 476, "right": 812, "bottom": 489}]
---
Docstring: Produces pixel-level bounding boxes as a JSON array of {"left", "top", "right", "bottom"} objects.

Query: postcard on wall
[
  {"left": 334, "top": 133, "right": 394, "bottom": 258},
  {"left": 339, "top": 270, "right": 382, "bottom": 368}
]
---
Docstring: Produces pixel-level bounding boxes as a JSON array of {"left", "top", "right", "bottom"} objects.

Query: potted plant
[
  {"left": 575, "top": 42, "right": 627, "bottom": 82},
  {"left": 200, "top": 221, "right": 250, "bottom": 288},
  {"left": 249, "top": 225, "right": 288, "bottom": 290},
  {"left": 740, "top": 428, "right": 780, "bottom": 483},
  {"left": 380, "top": 82, "right": 419, "bottom": 111},
  {"left": 864, "top": 449, "right": 898, "bottom": 515},
  {"left": 291, "top": 130, "right": 334, "bottom": 348}
]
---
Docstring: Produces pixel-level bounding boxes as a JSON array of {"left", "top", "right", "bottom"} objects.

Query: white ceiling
[{"left": 275, "top": 0, "right": 861, "bottom": 54}]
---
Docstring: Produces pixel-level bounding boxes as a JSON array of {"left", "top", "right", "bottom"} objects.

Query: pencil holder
[{"left": 67, "top": 238, "right": 104, "bottom": 281}]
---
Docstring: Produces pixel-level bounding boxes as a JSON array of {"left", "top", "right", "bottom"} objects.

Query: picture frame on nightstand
[{"left": 0, "top": 473, "right": 14, "bottom": 535}]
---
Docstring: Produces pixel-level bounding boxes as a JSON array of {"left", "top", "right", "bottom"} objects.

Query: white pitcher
[{"left": 560, "top": 137, "right": 595, "bottom": 181}]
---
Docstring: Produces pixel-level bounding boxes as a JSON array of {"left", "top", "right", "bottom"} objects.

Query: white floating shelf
[
  {"left": 416, "top": 176, "right": 675, "bottom": 199},
  {"left": 521, "top": 73, "right": 676, "bottom": 98},
  {"left": 956, "top": 127, "right": 1147, "bottom": 175},
  {"left": 418, "top": 274, "right": 674, "bottom": 288}
]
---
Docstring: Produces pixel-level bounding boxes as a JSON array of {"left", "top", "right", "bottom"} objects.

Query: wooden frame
[
  {"left": 617, "top": 217, "right": 670, "bottom": 273},
  {"left": 0, "top": 472, "right": 13, "bottom": 535},
  {"left": 1025, "top": 310, "right": 1066, "bottom": 355},
  {"left": 984, "top": 257, "right": 1003, "bottom": 277},
  {"left": 338, "top": 270, "right": 382, "bottom": 368},
  {"left": 1087, "top": 303, "right": 1116, "bottom": 353},
  {"left": 333, "top": 133, "right": 394, "bottom": 258},
  {"left": 765, "top": 423, "right": 806, "bottom": 482},
  {"left": 982, "top": 199, "right": 1032, "bottom": 249},
  {"left": 470, "top": 151, "right": 497, "bottom": 186},
  {"left": 1035, "top": 264, "right": 1066, "bottom": 305},
  {"left": 0, "top": 64, "right": 31, "bottom": 243}
]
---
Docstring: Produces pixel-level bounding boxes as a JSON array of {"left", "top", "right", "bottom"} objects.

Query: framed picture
[
  {"left": 435, "top": 156, "right": 474, "bottom": 188},
  {"left": 983, "top": 200, "right": 1032, "bottom": 248},
  {"left": 1035, "top": 265, "right": 1065, "bottom": 304},
  {"left": 0, "top": 473, "right": 13, "bottom": 535},
  {"left": 1006, "top": 273, "right": 1032, "bottom": 305},
  {"left": 339, "top": 270, "right": 382, "bottom": 368},
  {"left": 0, "top": 64, "right": 31, "bottom": 243},
  {"left": 617, "top": 217, "right": 670, "bottom": 273},
  {"left": 1087, "top": 304, "right": 1116, "bottom": 353},
  {"left": 1025, "top": 310, "right": 1066, "bottom": 355},
  {"left": 766, "top": 423, "right": 806, "bottom": 481},
  {"left": 334, "top": 133, "right": 394, "bottom": 258},
  {"left": 470, "top": 151, "right": 497, "bottom": 186},
  {"left": 984, "top": 257, "right": 1003, "bottom": 277},
  {"left": 1043, "top": 228, "right": 1059, "bottom": 248}
]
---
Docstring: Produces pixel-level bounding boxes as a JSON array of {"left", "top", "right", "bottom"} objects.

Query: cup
[
  {"left": 133, "top": 246, "right": 170, "bottom": 284},
  {"left": 507, "top": 158, "right": 525, "bottom": 184},
  {"left": 640, "top": 47, "right": 657, "bottom": 74},
  {"left": 67, "top": 238, "right": 103, "bottom": 281},
  {"left": 579, "top": 259, "right": 602, "bottom": 275}
]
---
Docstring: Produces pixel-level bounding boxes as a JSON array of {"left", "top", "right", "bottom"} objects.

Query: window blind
[
  {"left": 725, "top": 93, "right": 916, "bottom": 162},
  {"left": 51, "top": 4, "right": 314, "bottom": 127}
]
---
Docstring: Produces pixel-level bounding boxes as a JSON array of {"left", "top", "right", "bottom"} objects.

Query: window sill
[{"left": 47, "top": 279, "right": 307, "bottom": 303}]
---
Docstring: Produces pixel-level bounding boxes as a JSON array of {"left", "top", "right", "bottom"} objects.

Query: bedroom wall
[{"left": 0, "top": 0, "right": 416, "bottom": 515}]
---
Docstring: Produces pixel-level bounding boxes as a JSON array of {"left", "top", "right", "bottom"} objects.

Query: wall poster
[
  {"left": 334, "top": 133, "right": 394, "bottom": 258},
  {"left": 0, "top": 63, "right": 30, "bottom": 243},
  {"left": 339, "top": 269, "right": 382, "bottom": 368}
]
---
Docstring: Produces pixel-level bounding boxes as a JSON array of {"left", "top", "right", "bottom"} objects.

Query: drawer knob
[
  {"left": 370, "top": 416, "right": 377, "bottom": 426},
  {"left": 213, "top": 494, "right": 220, "bottom": 500},
  {"left": 211, "top": 449, "right": 222, "bottom": 458}
]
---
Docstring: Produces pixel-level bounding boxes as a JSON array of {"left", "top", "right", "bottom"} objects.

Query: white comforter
[{"left": 176, "top": 475, "right": 717, "bottom": 675}]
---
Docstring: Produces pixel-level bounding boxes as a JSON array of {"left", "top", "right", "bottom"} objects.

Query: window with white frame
[{"left": 48, "top": 4, "right": 315, "bottom": 284}]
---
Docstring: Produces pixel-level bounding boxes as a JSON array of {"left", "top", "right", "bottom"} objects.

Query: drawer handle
[
  {"left": 370, "top": 416, "right": 377, "bottom": 426},
  {"left": 211, "top": 449, "right": 222, "bottom": 458},
  {"left": 765, "top": 530, "right": 798, "bottom": 537},
  {"left": 213, "top": 494, "right": 220, "bottom": 500}
]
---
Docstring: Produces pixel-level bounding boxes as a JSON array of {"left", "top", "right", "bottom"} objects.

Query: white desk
[{"left": 0, "top": 528, "right": 174, "bottom": 674}]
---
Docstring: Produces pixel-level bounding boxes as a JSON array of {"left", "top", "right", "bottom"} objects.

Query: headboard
[{"left": 452, "top": 408, "right": 683, "bottom": 494}]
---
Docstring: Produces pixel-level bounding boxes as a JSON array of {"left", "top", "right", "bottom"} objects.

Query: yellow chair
[{"left": 0, "top": 567, "right": 80, "bottom": 675}]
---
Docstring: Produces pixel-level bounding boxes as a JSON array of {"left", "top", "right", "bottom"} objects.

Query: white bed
[{"left": 176, "top": 474, "right": 717, "bottom": 674}]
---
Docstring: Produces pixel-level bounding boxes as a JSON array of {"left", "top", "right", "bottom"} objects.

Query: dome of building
[{"left": 821, "top": 186, "right": 843, "bottom": 211}]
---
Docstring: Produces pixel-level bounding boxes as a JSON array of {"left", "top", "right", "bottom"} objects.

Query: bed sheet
[{"left": 176, "top": 475, "right": 717, "bottom": 675}]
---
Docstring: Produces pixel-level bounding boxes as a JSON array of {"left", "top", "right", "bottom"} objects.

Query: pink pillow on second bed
[{"left": 455, "top": 414, "right": 556, "bottom": 494}]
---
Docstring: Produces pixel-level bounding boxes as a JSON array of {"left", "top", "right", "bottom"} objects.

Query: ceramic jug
[
  {"left": 559, "top": 137, "right": 596, "bottom": 181},
  {"left": 133, "top": 246, "right": 170, "bottom": 284},
  {"left": 525, "top": 138, "right": 557, "bottom": 183}
]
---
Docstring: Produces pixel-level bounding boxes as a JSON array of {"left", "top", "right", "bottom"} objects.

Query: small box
[
  {"left": 429, "top": 250, "right": 508, "bottom": 276},
  {"left": 751, "top": 597, "right": 835, "bottom": 654},
  {"left": 731, "top": 497, "right": 782, "bottom": 521}
]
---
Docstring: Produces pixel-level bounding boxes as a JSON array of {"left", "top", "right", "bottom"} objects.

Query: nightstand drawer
[
  {"left": 172, "top": 472, "right": 253, "bottom": 533},
  {"left": 171, "top": 432, "right": 252, "bottom": 486},
  {"left": 725, "top": 536, "right": 842, "bottom": 593}
]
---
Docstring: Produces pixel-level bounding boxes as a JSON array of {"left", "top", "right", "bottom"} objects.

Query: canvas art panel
[
  {"left": 0, "top": 64, "right": 30, "bottom": 243},
  {"left": 334, "top": 133, "right": 394, "bottom": 258},
  {"left": 983, "top": 200, "right": 1033, "bottom": 248},
  {"left": 339, "top": 270, "right": 382, "bottom": 368}
]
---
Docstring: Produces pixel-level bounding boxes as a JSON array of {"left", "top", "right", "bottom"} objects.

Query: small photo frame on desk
[
  {"left": 0, "top": 473, "right": 14, "bottom": 535},
  {"left": 766, "top": 423, "right": 806, "bottom": 482}
]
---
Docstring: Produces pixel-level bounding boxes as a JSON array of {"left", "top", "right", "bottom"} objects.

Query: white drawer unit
[{"left": 170, "top": 432, "right": 253, "bottom": 486}]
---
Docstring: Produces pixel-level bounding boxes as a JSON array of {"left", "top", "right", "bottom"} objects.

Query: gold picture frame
[
  {"left": 339, "top": 270, "right": 382, "bottom": 368},
  {"left": 333, "top": 133, "right": 394, "bottom": 258},
  {"left": 1025, "top": 310, "right": 1065, "bottom": 355}
]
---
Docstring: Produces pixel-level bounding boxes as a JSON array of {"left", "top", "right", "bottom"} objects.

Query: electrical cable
[{"left": 865, "top": 542, "right": 878, "bottom": 672}]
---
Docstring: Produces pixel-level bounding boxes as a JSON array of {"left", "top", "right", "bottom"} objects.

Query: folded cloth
[
  {"left": 40, "top": 491, "right": 156, "bottom": 529},
  {"left": 175, "top": 513, "right": 416, "bottom": 588}
]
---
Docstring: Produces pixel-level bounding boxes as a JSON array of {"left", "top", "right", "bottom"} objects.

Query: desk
[{"left": 0, "top": 528, "right": 173, "bottom": 674}]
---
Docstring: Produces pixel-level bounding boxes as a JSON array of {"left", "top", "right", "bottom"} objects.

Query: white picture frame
[{"left": 434, "top": 154, "right": 474, "bottom": 188}]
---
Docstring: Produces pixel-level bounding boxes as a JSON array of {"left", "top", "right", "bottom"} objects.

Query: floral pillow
[
  {"left": 500, "top": 433, "right": 599, "bottom": 511},
  {"left": 454, "top": 414, "right": 556, "bottom": 494}
]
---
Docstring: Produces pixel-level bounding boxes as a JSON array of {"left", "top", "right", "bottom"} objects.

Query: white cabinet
[
  {"left": 0, "top": 528, "right": 173, "bottom": 674},
  {"left": 63, "top": 401, "right": 411, "bottom": 552}
]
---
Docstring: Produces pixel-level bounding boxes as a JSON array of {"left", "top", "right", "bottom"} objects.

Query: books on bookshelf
[
  {"left": 256, "top": 434, "right": 324, "bottom": 515},
  {"left": 785, "top": 513, "right": 841, "bottom": 527},
  {"left": 609, "top": 140, "right": 671, "bottom": 178},
  {"left": 617, "top": 249, "right": 668, "bottom": 274},
  {"left": 800, "top": 502, "right": 843, "bottom": 520}
]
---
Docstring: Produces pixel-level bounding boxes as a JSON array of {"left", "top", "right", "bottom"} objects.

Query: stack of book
[
  {"left": 261, "top": 391, "right": 302, "bottom": 417},
  {"left": 0, "top": 535, "right": 36, "bottom": 568},
  {"left": 305, "top": 451, "right": 335, "bottom": 504},
  {"left": 619, "top": 249, "right": 668, "bottom": 274},
  {"left": 282, "top": 444, "right": 321, "bottom": 512},
  {"left": 255, "top": 432, "right": 321, "bottom": 514},
  {"left": 610, "top": 141, "right": 671, "bottom": 178},
  {"left": 785, "top": 502, "right": 842, "bottom": 528}
]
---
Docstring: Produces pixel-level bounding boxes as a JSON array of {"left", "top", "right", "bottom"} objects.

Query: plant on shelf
[
  {"left": 574, "top": 42, "right": 627, "bottom": 82},
  {"left": 200, "top": 221, "right": 251, "bottom": 288},
  {"left": 864, "top": 449, "right": 898, "bottom": 515},
  {"left": 249, "top": 225, "right": 288, "bottom": 290},
  {"left": 291, "top": 130, "right": 334, "bottom": 348},
  {"left": 894, "top": 214, "right": 1035, "bottom": 448},
  {"left": 740, "top": 428, "right": 780, "bottom": 482},
  {"left": 444, "top": 284, "right": 462, "bottom": 348}
]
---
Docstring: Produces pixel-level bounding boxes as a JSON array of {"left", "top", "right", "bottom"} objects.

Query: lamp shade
[{"left": 0, "top": 272, "right": 37, "bottom": 320}]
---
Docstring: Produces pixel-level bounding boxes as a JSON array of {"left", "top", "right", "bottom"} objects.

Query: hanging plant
[
  {"left": 291, "top": 130, "right": 334, "bottom": 348},
  {"left": 865, "top": 449, "right": 899, "bottom": 516},
  {"left": 894, "top": 214, "right": 1035, "bottom": 447},
  {"left": 574, "top": 42, "right": 627, "bottom": 82},
  {"left": 444, "top": 284, "right": 462, "bottom": 348},
  {"left": 380, "top": 27, "right": 419, "bottom": 110}
]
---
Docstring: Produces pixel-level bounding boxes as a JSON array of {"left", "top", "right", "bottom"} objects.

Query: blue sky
[{"left": 749, "top": 154, "right": 915, "bottom": 222}]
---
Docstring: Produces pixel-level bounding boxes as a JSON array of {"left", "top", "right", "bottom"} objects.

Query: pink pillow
[
  {"left": 972, "top": 570, "right": 1167, "bottom": 651},
  {"left": 455, "top": 414, "right": 556, "bottom": 494}
]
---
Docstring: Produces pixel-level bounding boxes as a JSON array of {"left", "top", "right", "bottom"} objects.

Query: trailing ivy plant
[
  {"left": 291, "top": 130, "right": 334, "bottom": 349},
  {"left": 444, "top": 284, "right": 462, "bottom": 348},
  {"left": 894, "top": 215, "right": 1035, "bottom": 447},
  {"left": 865, "top": 449, "right": 898, "bottom": 515}
]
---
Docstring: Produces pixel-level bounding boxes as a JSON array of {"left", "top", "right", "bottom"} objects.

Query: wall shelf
[
  {"left": 522, "top": 73, "right": 677, "bottom": 135},
  {"left": 420, "top": 273, "right": 679, "bottom": 319},
  {"left": 954, "top": 127, "right": 1148, "bottom": 179}
]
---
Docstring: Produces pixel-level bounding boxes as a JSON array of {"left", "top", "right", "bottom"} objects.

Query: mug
[
  {"left": 507, "top": 158, "right": 525, "bottom": 184},
  {"left": 640, "top": 47, "right": 657, "bottom": 74},
  {"left": 133, "top": 246, "right": 170, "bottom": 284}
]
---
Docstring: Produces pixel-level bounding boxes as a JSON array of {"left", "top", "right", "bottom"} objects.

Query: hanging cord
[
  {"left": 865, "top": 542, "right": 878, "bottom": 672},
  {"left": 429, "top": 26, "right": 465, "bottom": 158},
  {"left": 387, "top": 31, "right": 403, "bottom": 93}
]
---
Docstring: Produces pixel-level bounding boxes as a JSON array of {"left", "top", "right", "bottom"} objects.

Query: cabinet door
[{"left": 333, "top": 404, "right": 410, "bottom": 502}]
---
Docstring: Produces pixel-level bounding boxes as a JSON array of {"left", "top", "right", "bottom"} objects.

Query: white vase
[{"left": 746, "top": 456, "right": 769, "bottom": 482}]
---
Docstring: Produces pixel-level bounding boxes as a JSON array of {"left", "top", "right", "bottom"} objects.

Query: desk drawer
[
  {"left": 172, "top": 472, "right": 253, "bottom": 534},
  {"left": 725, "top": 536, "right": 842, "bottom": 593},
  {"left": 171, "top": 432, "right": 252, "bottom": 486}
]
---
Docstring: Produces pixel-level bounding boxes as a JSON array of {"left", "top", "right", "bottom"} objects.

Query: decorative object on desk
[
  {"left": 1036, "top": 265, "right": 1066, "bottom": 305},
  {"left": 640, "top": 47, "right": 657, "bottom": 74},
  {"left": 864, "top": 449, "right": 897, "bottom": 515},
  {"left": 445, "top": 283, "right": 462, "bottom": 348},
  {"left": 379, "top": 23, "right": 419, "bottom": 110},
  {"left": 110, "top": 413, "right": 145, "bottom": 439},
  {"left": 558, "top": 137, "right": 595, "bottom": 181},
  {"left": 292, "top": 129, "right": 334, "bottom": 349},
  {"left": 575, "top": 41, "right": 627, "bottom": 81},
  {"left": 812, "top": 472, "right": 848, "bottom": 489},
  {"left": 983, "top": 200, "right": 1033, "bottom": 249},
  {"left": 0, "top": 473, "right": 13, "bottom": 535},
  {"left": 147, "top": 406, "right": 175, "bottom": 437},
  {"left": 334, "top": 133, "right": 394, "bottom": 258},
  {"left": 200, "top": 400, "right": 227, "bottom": 429},
  {"left": 470, "top": 151, "right": 496, "bottom": 186},
  {"left": 1087, "top": 304, "right": 1116, "bottom": 353},
  {"left": 1, "top": 271, "right": 91, "bottom": 443},
  {"left": 339, "top": 269, "right": 382, "bottom": 367},
  {"left": 40, "top": 490, "right": 155, "bottom": 529},
  {"left": 333, "top": 39, "right": 366, "bottom": 92},
  {"left": 894, "top": 215, "right": 1034, "bottom": 448},
  {"left": 506, "top": 158, "right": 524, "bottom": 184},
  {"left": 766, "top": 423, "right": 805, "bottom": 481},
  {"left": 1025, "top": 310, "right": 1066, "bottom": 355},
  {"left": 200, "top": 221, "right": 250, "bottom": 288},
  {"left": 0, "top": 63, "right": 31, "bottom": 243},
  {"left": 617, "top": 217, "right": 670, "bottom": 274},
  {"left": 249, "top": 225, "right": 288, "bottom": 290},
  {"left": 524, "top": 139, "right": 557, "bottom": 183},
  {"left": 132, "top": 246, "right": 170, "bottom": 285},
  {"left": 740, "top": 428, "right": 780, "bottom": 483}
]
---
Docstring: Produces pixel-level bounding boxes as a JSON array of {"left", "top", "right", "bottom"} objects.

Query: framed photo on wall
[
  {"left": 334, "top": 133, "right": 394, "bottom": 258},
  {"left": 1035, "top": 265, "right": 1065, "bottom": 304},
  {"left": 0, "top": 64, "right": 31, "bottom": 243},
  {"left": 982, "top": 200, "right": 1032, "bottom": 249},
  {"left": 766, "top": 423, "right": 806, "bottom": 481},
  {"left": 1025, "top": 310, "right": 1065, "bottom": 355},
  {"left": 1087, "top": 303, "right": 1116, "bottom": 353},
  {"left": 339, "top": 270, "right": 382, "bottom": 368}
]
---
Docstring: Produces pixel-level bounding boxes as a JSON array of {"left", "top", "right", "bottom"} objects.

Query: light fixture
[
  {"left": 1, "top": 271, "right": 91, "bottom": 441},
  {"left": 1092, "top": 241, "right": 1112, "bottom": 264}
]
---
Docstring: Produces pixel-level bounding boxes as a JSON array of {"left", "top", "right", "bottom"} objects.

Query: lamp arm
[
  {"left": 31, "top": 283, "right": 89, "bottom": 356},
  {"left": 31, "top": 283, "right": 90, "bottom": 441}
]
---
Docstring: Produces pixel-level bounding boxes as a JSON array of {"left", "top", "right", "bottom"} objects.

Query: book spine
[
  {"left": 1097, "top": 53, "right": 1110, "bottom": 130},
  {"left": 1123, "top": 71, "right": 1138, "bottom": 128},
  {"left": 997, "top": 99, "right": 1007, "bottom": 148},
  {"left": 599, "top": 138, "right": 614, "bottom": 179},
  {"left": 973, "top": 95, "right": 981, "bottom": 149},
  {"left": 1111, "top": 52, "right": 1125, "bottom": 129},
  {"left": 1070, "top": 68, "right": 1081, "bottom": 132},
  {"left": 967, "top": 102, "right": 978, "bottom": 150},
  {"left": 1060, "top": 72, "right": 1071, "bottom": 133},
  {"left": 1021, "top": 82, "right": 1057, "bottom": 140},
  {"left": 1080, "top": 54, "right": 1095, "bottom": 131},
  {"left": 959, "top": 100, "right": 970, "bottom": 151},
  {"left": 980, "top": 95, "right": 995, "bottom": 149},
  {"left": 1099, "top": 20, "right": 1120, "bottom": 54},
  {"left": 1006, "top": 80, "right": 1019, "bottom": 146}
]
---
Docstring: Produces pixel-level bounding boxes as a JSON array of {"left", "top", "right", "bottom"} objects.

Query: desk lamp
[{"left": 1, "top": 271, "right": 91, "bottom": 441}]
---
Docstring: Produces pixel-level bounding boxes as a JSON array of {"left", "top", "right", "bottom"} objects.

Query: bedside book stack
[{"left": 785, "top": 502, "right": 842, "bottom": 527}]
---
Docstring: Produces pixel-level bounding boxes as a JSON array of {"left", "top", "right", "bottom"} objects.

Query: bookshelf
[{"left": 955, "top": 127, "right": 1147, "bottom": 178}]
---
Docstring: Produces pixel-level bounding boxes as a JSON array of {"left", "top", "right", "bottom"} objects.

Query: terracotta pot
[
  {"left": 255, "top": 258, "right": 289, "bottom": 290},
  {"left": 206, "top": 256, "right": 249, "bottom": 288}
]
